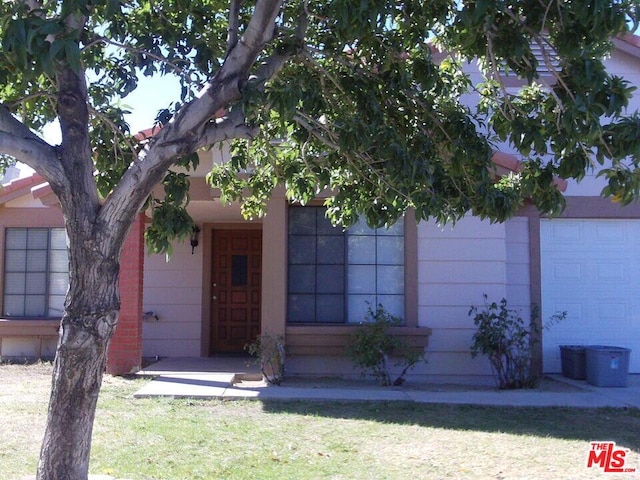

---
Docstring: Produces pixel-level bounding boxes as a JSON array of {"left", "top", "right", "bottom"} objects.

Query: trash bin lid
[{"left": 586, "top": 345, "right": 631, "bottom": 352}]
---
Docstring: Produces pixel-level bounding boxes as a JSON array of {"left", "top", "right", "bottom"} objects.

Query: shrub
[
  {"left": 347, "top": 304, "right": 426, "bottom": 386},
  {"left": 469, "top": 295, "right": 566, "bottom": 390},
  {"left": 246, "top": 334, "right": 285, "bottom": 385}
]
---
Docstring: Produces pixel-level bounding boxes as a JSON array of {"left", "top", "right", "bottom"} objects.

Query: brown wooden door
[{"left": 211, "top": 229, "right": 262, "bottom": 353}]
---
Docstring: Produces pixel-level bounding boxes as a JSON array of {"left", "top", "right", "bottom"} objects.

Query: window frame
[
  {"left": 286, "top": 205, "right": 410, "bottom": 325},
  {"left": 2, "top": 227, "right": 69, "bottom": 319}
]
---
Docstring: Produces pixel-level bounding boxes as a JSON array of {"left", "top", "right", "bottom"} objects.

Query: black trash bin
[
  {"left": 559, "top": 345, "right": 586, "bottom": 380},
  {"left": 585, "top": 346, "right": 631, "bottom": 387}
]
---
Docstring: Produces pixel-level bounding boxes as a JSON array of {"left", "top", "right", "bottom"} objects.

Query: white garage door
[{"left": 541, "top": 219, "right": 640, "bottom": 373}]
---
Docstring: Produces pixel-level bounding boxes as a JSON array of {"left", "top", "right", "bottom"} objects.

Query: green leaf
[{"left": 64, "top": 41, "right": 81, "bottom": 72}]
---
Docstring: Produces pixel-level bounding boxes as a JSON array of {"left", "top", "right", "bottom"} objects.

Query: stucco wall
[
  {"left": 141, "top": 199, "right": 259, "bottom": 358},
  {"left": 505, "top": 217, "right": 531, "bottom": 308},
  {"left": 142, "top": 240, "right": 204, "bottom": 357},
  {"left": 0, "top": 336, "right": 57, "bottom": 359},
  {"left": 416, "top": 216, "right": 530, "bottom": 381}
]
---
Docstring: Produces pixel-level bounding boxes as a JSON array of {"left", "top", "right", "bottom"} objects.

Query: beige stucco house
[{"left": 1, "top": 35, "right": 640, "bottom": 382}]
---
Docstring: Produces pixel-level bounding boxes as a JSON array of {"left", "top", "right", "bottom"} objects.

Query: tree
[{"left": 0, "top": 1, "right": 639, "bottom": 478}]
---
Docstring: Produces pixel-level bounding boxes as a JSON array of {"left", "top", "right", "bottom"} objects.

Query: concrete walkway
[{"left": 134, "top": 357, "right": 640, "bottom": 408}]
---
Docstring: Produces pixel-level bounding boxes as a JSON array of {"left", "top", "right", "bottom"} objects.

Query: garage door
[{"left": 541, "top": 219, "right": 640, "bottom": 373}]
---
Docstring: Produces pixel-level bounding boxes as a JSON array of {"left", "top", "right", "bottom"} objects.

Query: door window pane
[{"left": 231, "top": 255, "right": 248, "bottom": 286}]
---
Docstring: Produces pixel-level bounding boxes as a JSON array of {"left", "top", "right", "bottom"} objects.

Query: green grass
[{"left": 1, "top": 363, "right": 639, "bottom": 479}]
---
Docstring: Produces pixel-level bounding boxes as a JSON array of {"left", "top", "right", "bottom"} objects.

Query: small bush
[
  {"left": 347, "top": 304, "right": 426, "bottom": 386},
  {"left": 246, "top": 334, "right": 285, "bottom": 385},
  {"left": 470, "top": 295, "right": 566, "bottom": 390}
]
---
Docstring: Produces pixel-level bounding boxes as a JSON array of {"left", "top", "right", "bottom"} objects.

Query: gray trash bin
[
  {"left": 585, "top": 346, "right": 631, "bottom": 387},
  {"left": 559, "top": 345, "right": 586, "bottom": 380}
]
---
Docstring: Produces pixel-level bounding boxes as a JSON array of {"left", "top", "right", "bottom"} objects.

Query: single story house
[{"left": 1, "top": 35, "right": 640, "bottom": 382}]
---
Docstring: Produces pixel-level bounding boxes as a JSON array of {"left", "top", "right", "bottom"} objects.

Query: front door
[{"left": 211, "top": 229, "right": 262, "bottom": 353}]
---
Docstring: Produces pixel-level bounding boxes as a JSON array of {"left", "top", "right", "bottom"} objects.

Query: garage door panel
[
  {"left": 551, "top": 262, "right": 584, "bottom": 281},
  {"left": 542, "top": 219, "right": 639, "bottom": 373},
  {"left": 593, "top": 222, "right": 627, "bottom": 244},
  {"left": 598, "top": 302, "right": 627, "bottom": 320},
  {"left": 595, "top": 262, "right": 626, "bottom": 282},
  {"left": 547, "top": 222, "right": 584, "bottom": 243}
]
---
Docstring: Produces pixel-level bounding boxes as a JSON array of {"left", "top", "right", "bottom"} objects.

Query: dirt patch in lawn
[{"left": 0, "top": 361, "right": 54, "bottom": 403}]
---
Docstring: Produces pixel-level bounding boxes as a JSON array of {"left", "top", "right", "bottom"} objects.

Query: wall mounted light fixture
[{"left": 190, "top": 225, "right": 201, "bottom": 254}]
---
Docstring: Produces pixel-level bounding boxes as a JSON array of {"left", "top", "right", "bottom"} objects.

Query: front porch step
[
  {"left": 133, "top": 357, "right": 263, "bottom": 398},
  {"left": 133, "top": 372, "right": 238, "bottom": 398},
  {"left": 136, "top": 356, "right": 260, "bottom": 377}
]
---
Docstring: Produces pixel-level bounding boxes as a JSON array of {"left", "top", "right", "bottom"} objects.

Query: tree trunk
[{"left": 36, "top": 235, "right": 121, "bottom": 480}]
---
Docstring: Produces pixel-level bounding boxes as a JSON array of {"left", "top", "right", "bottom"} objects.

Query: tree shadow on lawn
[{"left": 260, "top": 401, "right": 640, "bottom": 452}]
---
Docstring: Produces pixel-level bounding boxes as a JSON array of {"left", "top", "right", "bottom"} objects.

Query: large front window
[
  {"left": 287, "top": 206, "right": 405, "bottom": 324},
  {"left": 3, "top": 228, "right": 69, "bottom": 318}
]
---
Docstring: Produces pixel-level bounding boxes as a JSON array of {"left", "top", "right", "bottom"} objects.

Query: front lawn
[{"left": 1, "top": 363, "right": 638, "bottom": 479}]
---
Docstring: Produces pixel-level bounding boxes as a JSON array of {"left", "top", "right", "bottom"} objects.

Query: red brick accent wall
[{"left": 107, "top": 214, "right": 144, "bottom": 374}]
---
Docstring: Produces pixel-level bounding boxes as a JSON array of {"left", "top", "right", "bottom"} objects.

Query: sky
[
  {"left": 43, "top": 73, "right": 182, "bottom": 144},
  {"left": 121, "top": 74, "right": 182, "bottom": 133}
]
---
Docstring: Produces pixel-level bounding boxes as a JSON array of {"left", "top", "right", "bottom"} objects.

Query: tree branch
[
  {"left": 88, "top": 104, "right": 139, "bottom": 160},
  {"left": 99, "top": 0, "right": 286, "bottom": 239},
  {"left": 92, "top": 37, "right": 193, "bottom": 80},
  {"left": 55, "top": 65, "right": 100, "bottom": 212},
  {"left": 21, "top": 0, "right": 45, "bottom": 16},
  {"left": 0, "top": 130, "right": 58, "bottom": 175},
  {"left": 5, "top": 90, "right": 55, "bottom": 110},
  {"left": 291, "top": 112, "right": 409, "bottom": 201},
  {"left": 0, "top": 106, "right": 66, "bottom": 183},
  {"left": 226, "top": 0, "right": 242, "bottom": 58},
  {"left": 194, "top": 109, "right": 259, "bottom": 149},
  {"left": 0, "top": 105, "right": 49, "bottom": 144}
]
